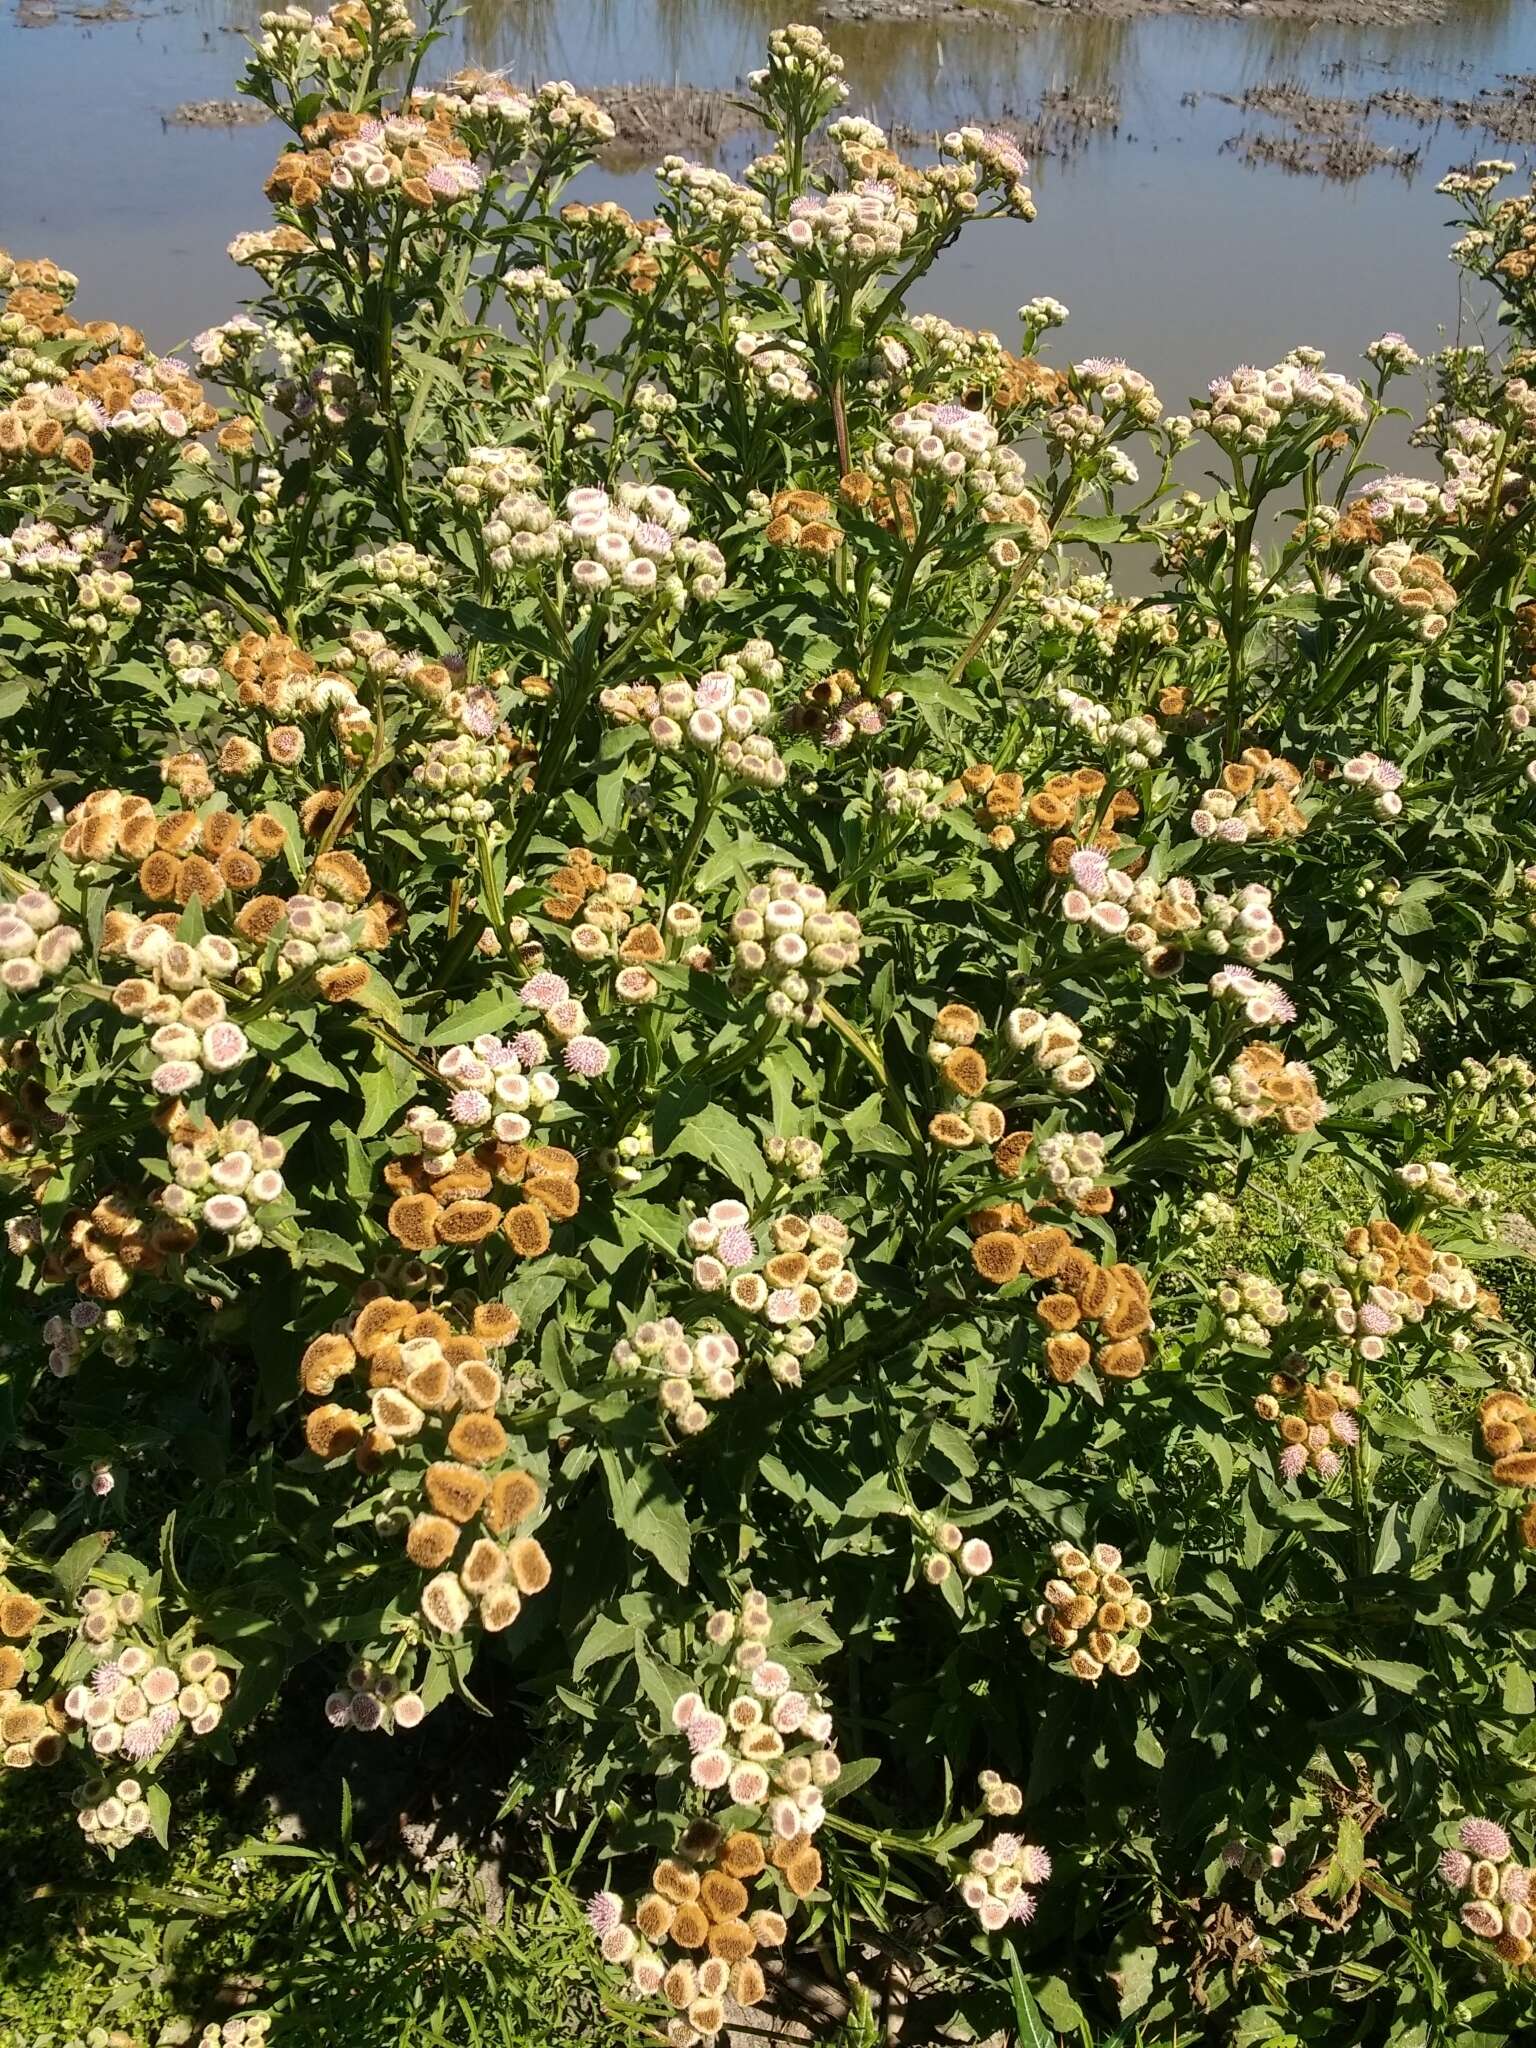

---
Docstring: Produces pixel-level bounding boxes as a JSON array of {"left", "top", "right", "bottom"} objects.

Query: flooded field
[{"left": 3, "top": 0, "right": 1536, "bottom": 401}]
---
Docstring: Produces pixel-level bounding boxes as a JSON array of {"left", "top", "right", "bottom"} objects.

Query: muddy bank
[
  {"left": 167, "top": 98, "right": 273, "bottom": 127},
  {"left": 1198, "top": 72, "right": 1536, "bottom": 180},
  {"left": 590, "top": 83, "right": 763, "bottom": 164},
  {"left": 816, "top": 0, "right": 1448, "bottom": 27},
  {"left": 894, "top": 85, "right": 1123, "bottom": 160}
]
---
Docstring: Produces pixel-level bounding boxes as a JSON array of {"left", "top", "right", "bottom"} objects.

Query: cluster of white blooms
[
  {"left": 601, "top": 642, "right": 783, "bottom": 785},
  {"left": 765, "top": 1132, "right": 823, "bottom": 1182},
  {"left": 871, "top": 401, "right": 1037, "bottom": 525},
  {"left": 909, "top": 312, "right": 1006, "bottom": 380},
  {"left": 265, "top": 894, "right": 369, "bottom": 981},
  {"left": 1021, "top": 1540, "right": 1152, "bottom": 1680},
  {"left": 189, "top": 313, "right": 270, "bottom": 371},
  {"left": 165, "top": 635, "right": 220, "bottom": 691},
  {"left": 190, "top": 2017, "right": 273, "bottom": 2048},
  {"left": 1205, "top": 964, "right": 1297, "bottom": 1029},
  {"left": 610, "top": 1317, "right": 745, "bottom": 1432},
  {"left": 1020, "top": 294, "right": 1069, "bottom": 337},
  {"left": 1073, "top": 356, "right": 1162, "bottom": 425},
  {"left": 158, "top": 1116, "right": 287, "bottom": 1250},
  {"left": 877, "top": 765, "right": 944, "bottom": 822},
  {"left": 71, "top": 1775, "right": 154, "bottom": 1852},
  {"left": 1006, "top": 1006, "right": 1097, "bottom": 1095},
  {"left": 1035, "top": 1127, "right": 1110, "bottom": 1207},
  {"left": 1444, "top": 1054, "right": 1536, "bottom": 1146},
  {"left": 402, "top": 1029, "right": 564, "bottom": 1170},
  {"left": 940, "top": 127, "right": 1035, "bottom": 218},
  {"left": 728, "top": 870, "right": 863, "bottom": 1025},
  {"left": 1365, "top": 331, "right": 1423, "bottom": 374},
  {"left": 733, "top": 331, "right": 817, "bottom": 402},
  {"left": 660, "top": 159, "right": 771, "bottom": 244},
  {"left": 1054, "top": 686, "right": 1164, "bottom": 766},
  {"left": 99, "top": 924, "right": 251, "bottom": 1096},
  {"left": 1430, "top": 413, "right": 1507, "bottom": 515},
  {"left": 1185, "top": 1189, "right": 1237, "bottom": 1233},
  {"left": 443, "top": 442, "right": 543, "bottom": 507},
  {"left": 1364, "top": 541, "right": 1458, "bottom": 642},
  {"left": 678, "top": 1594, "right": 841, "bottom": 1831},
  {"left": 548, "top": 484, "right": 726, "bottom": 605},
  {"left": 1061, "top": 853, "right": 1285, "bottom": 971},
  {"left": 1396, "top": 1158, "right": 1475, "bottom": 1209},
  {"left": 351, "top": 539, "right": 444, "bottom": 596},
  {"left": 1339, "top": 750, "right": 1407, "bottom": 817},
  {"left": 501, "top": 265, "right": 572, "bottom": 306},
  {"left": 257, "top": 1, "right": 416, "bottom": 67},
  {"left": 0, "top": 518, "right": 109, "bottom": 584},
  {"left": 323, "top": 1657, "right": 426, "bottom": 1734},
  {"left": 919, "top": 1517, "right": 994, "bottom": 1586},
  {"left": 1214, "top": 1270, "right": 1290, "bottom": 1349},
  {"left": 0, "top": 890, "right": 82, "bottom": 996},
  {"left": 690, "top": 1206, "right": 858, "bottom": 1384},
  {"left": 1195, "top": 351, "right": 1368, "bottom": 450},
  {"left": 780, "top": 180, "right": 921, "bottom": 269},
  {"left": 956, "top": 1797, "right": 1053, "bottom": 1932},
  {"left": 64, "top": 1637, "right": 230, "bottom": 1766},
  {"left": 403, "top": 731, "right": 514, "bottom": 829},
  {"left": 1348, "top": 473, "right": 1445, "bottom": 531}
]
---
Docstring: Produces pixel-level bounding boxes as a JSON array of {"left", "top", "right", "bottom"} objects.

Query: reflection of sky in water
[{"left": 2, "top": 0, "right": 1534, "bottom": 407}]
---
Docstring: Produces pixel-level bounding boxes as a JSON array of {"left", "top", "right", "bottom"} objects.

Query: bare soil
[{"left": 815, "top": 0, "right": 1449, "bottom": 26}]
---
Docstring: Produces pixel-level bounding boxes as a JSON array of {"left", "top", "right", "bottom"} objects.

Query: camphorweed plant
[{"left": 3, "top": 9, "right": 1536, "bottom": 2040}]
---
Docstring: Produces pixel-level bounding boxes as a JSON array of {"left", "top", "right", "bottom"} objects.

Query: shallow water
[{"left": 2, "top": 0, "right": 1536, "bottom": 407}]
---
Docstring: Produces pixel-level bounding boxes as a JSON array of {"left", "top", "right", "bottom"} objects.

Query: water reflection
[{"left": 0, "top": 0, "right": 1533, "bottom": 390}]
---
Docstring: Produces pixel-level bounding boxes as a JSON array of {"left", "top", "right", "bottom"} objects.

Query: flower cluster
[
  {"left": 600, "top": 641, "right": 784, "bottom": 787},
  {"left": 691, "top": 1205, "right": 858, "bottom": 1378},
  {"left": 1211, "top": 1042, "right": 1328, "bottom": 1133},
  {"left": 299, "top": 1292, "right": 551, "bottom": 1637},
  {"left": 1365, "top": 541, "right": 1459, "bottom": 643},
  {"left": 63, "top": 1638, "right": 231, "bottom": 1764},
  {"left": 322, "top": 1657, "right": 427, "bottom": 1734},
  {"left": 1303, "top": 1220, "right": 1480, "bottom": 1362},
  {"left": 1021, "top": 1540, "right": 1153, "bottom": 1680},
  {"left": 1191, "top": 751, "right": 1307, "bottom": 844},
  {"left": 1062, "top": 855, "right": 1286, "bottom": 975},
  {"left": 728, "top": 870, "right": 863, "bottom": 1025},
  {"left": 1194, "top": 353, "right": 1368, "bottom": 451},
  {"left": 1255, "top": 1367, "right": 1362, "bottom": 1481},
  {"left": 1214, "top": 1271, "right": 1290, "bottom": 1350},
  {"left": 1438, "top": 1816, "right": 1534, "bottom": 1966},
  {"left": 918, "top": 1517, "right": 994, "bottom": 1587},
  {"left": 544, "top": 483, "right": 727, "bottom": 606},
  {"left": 385, "top": 1032, "right": 582, "bottom": 1256},
  {"left": 157, "top": 1109, "right": 288, "bottom": 1250},
  {"left": 610, "top": 1318, "right": 744, "bottom": 1432},
  {"left": 1004, "top": 1005, "right": 1098, "bottom": 1096},
  {"left": 955, "top": 1788, "right": 1053, "bottom": 1932},
  {"left": 0, "top": 890, "right": 82, "bottom": 996}
]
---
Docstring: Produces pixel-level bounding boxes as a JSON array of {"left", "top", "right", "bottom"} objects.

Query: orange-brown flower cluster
[
  {"left": 783, "top": 667, "right": 900, "bottom": 747},
  {"left": 1020, "top": 768, "right": 1140, "bottom": 876},
  {"left": 987, "top": 352, "right": 1068, "bottom": 415},
  {"left": 1218, "top": 1042, "right": 1329, "bottom": 1134},
  {"left": 943, "top": 762, "right": 1026, "bottom": 849},
  {"left": 1479, "top": 1393, "right": 1536, "bottom": 1530},
  {"left": 762, "top": 489, "right": 843, "bottom": 557},
  {"left": 0, "top": 1589, "right": 66, "bottom": 1768},
  {"left": 38, "top": 1192, "right": 196, "bottom": 1301},
  {"left": 968, "top": 1220, "right": 1153, "bottom": 1382},
  {"left": 1199, "top": 749, "right": 1307, "bottom": 842},
  {"left": 267, "top": 107, "right": 476, "bottom": 215},
  {"left": 0, "top": 1037, "right": 56, "bottom": 1167},
  {"left": 301, "top": 1292, "right": 550, "bottom": 1635},
  {"left": 61, "top": 790, "right": 278, "bottom": 907},
  {"left": 628, "top": 1831, "right": 782, "bottom": 2015},
  {"left": 384, "top": 1139, "right": 579, "bottom": 1257},
  {"left": 837, "top": 467, "right": 916, "bottom": 542},
  {"left": 542, "top": 844, "right": 614, "bottom": 924}
]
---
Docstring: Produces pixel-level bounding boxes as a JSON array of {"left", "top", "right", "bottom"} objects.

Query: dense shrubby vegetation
[{"left": 5, "top": 7, "right": 1536, "bottom": 2042}]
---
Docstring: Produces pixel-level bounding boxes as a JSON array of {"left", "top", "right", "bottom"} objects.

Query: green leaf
[
  {"left": 293, "top": 1228, "right": 365, "bottom": 1275},
  {"left": 146, "top": 1782, "right": 173, "bottom": 1851},
  {"left": 1329, "top": 1815, "right": 1366, "bottom": 1896},
  {"left": 53, "top": 1531, "right": 112, "bottom": 1600},
  {"left": 1355, "top": 1659, "right": 1430, "bottom": 1694},
  {"left": 425, "top": 985, "right": 525, "bottom": 1045},
  {"left": 572, "top": 1613, "right": 636, "bottom": 1680},
  {"left": 1007, "top": 1960, "right": 1053, "bottom": 2048},
  {"left": 357, "top": 1050, "right": 413, "bottom": 1139},
  {"left": 600, "top": 1450, "right": 691, "bottom": 1586},
  {"left": 669, "top": 1102, "right": 769, "bottom": 1203},
  {"left": 1370, "top": 980, "right": 1408, "bottom": 1070}
]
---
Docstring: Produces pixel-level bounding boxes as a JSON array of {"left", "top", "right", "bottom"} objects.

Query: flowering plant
[{"left": 3, "top": 9, "right": 1536, "bottom": 2039}]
